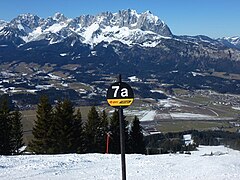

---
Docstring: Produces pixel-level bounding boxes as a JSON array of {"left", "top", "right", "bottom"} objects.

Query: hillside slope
[{"left": 0, "top": 146, "right": 240, "bottom": 180}]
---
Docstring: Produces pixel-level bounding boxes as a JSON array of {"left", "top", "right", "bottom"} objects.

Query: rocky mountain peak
[
  {"left": 91, "top": 9, "right": 172, "bottom": 37},
  {"left": 0, "top": 20, "right": 7, "bottom": 29},
  {"left": 53, "top": 12, "right": 68, "bottom": 22},
  {"left": 226, "top": 36, "right": 240, "bottom": 45},
  {"left": 0, "top": 19, "right": 7, "bottom": 25},
  {"left": 10, "top": 13, "right": 41, "bottom": 29}
]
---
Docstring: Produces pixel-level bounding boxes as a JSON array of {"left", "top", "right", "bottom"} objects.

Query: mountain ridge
[
  {"left": 0, "top": 9, "right": 238, "bottom": 49},
  {"left": 0, "top": 9, "right": 173, "bottom": 47}
]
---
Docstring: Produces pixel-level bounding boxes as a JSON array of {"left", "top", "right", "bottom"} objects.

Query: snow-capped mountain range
[
  {"left": 0, "top": 9, "right": 173, "bottom": 47},
  {"left": 218, "top": 36, "right": 240, "bottom": 49},
  {"left": 0, "top": 9, "right": 239, "bottom": 48},
  {"left": 1, "top": 10, "right": 240, "bottom": 106}
]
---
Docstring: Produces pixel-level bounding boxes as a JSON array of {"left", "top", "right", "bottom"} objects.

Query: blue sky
[{"left": 0, "top": 0, "right": 239, "bottom": 38}]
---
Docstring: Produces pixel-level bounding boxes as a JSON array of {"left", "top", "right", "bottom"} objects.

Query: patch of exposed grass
[
  {"left": 172, "top": 88, "right": 189, "bottom": 96},
  {"left": 205, "top": 71, "right": 240, "bottom": 80},
  {"left": 180, "top": 95, "right": 211, "bottom": 105},
  {"left": 68, "top": 82, "right": 92, "bottom": 91},
  {"left": 61, "top": 64, "right": 80, "bottom": 71}
]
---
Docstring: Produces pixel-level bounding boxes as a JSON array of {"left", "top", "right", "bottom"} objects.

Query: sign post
[{"left": 107, "top": 74, "right": 134, "bottom": 180}]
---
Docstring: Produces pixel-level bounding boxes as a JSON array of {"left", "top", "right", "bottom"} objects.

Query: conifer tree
[
  {"left": 129, "top": 116, "right": 146, "bottom": 154},
  {"left": 109, "top": 110, "right": 129, "bottom": 154},
  {"left": 52, "top": 99, "right": 75, "bottom": 153},
  {"left": 71, "top": 108, "right": 84, "bottom": 153},
  {"left": 46, "top": 112, "right": 59, "bottom": 154},
  {"left": 96, "top": 110, "right": 109, "bottom": 153},
  {"left": 11, "top": 109, "right": 24, "bottom": 154},
  {"left": 0, "top": 96, "right": 12, "bottom": 155},
  {"left": 109, "top": 110, "right": 120, "bottom": 154},
  {"left": 84, "top": 106, "right": 102, "bottom": 153},
  {"left": 29, "top": 95, "right": 53, "bottom": 154}
]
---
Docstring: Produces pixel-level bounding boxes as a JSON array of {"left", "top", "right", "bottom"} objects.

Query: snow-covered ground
[
  {"left": 0, "top": 146, "right": 240, "bottom": 180},
  {"left": 169, "top": 112, "right": 213, "bottom": 120},
  {"left": 232, "top": 106, "right": 240, "bottom": 111},
  {"left": 140, "top": 110, "right": 214, "bottom": 122},
  {"left": 140, "top": 110, "right": 156, "bottom": 121}
]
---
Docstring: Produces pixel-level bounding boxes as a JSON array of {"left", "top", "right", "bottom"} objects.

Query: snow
[
  {"left": 61, "top": 82, "right": 68, "bottom": 87},
  {"left": 48, "top": 73, "right": 61, "bottom": 80},
  {"left": 0, "top": 146, "right": 239, "bottom": 180},
  {"left": 183, "top": 134, "right": 194, "bottom": 146},
  {"left": 71, "top": 40, "right": 76, "bottom": 47},
  {"left": 82, "top": 23, "right": 100, "bottom": 44},
  {"left": 154, "top": 112, "right": 214, "bottom": 120},
  {"left": 123, "top": 110, "right": 149, "bottom": 118},
  {"left": 26, "top": 89, "right": 38, "bottom": 93},
  {"left": 232, "top": 107, "right": 240, "bottom": 111},
  {"left": 144, "top": 10, "right": 159, "bottom": 23},
  {"left": 17, "top": 24, "right": 25, "bottom": 31},
  {"left": 60, "top": 53, "right": 67, "bottom": 57},
  {"left": 1, "top": 71, "right": 16, "bottom": 77},
  {"left": 0, "top": 20, "right": 7, "bottom": 30},
  {"left": 158, "top": 98, "right": 182, "bottom": 108},
  {"left": 223, "top": 36, "right": 240, "bottom": 45},
  {"left": 90, "top": 51, "right": 97, "bottom": 56},
  {"left": 155, "top": 112, "right": 218, "bottom": 121},
  {"left": 2, "top": 10, "right": 173, "bottom": 47},
  {"left": 35, "top": 84, "right": 54, "bottom": 90},
  {"left": 18, "top": 146, "right": 27, "bottom": 153},
  {"left": 80, "top": 23, "right": 167, "bottom": 47},
  {"left": 45, "top": 22, "right": 68, "bottom": 33},
  {"left": 150, "top": 89, "right": 165, "bottom": 94},
  {"left": 170, "top": 112, "right": 212, "bottom": 119},
  {"left": 27, "top": 27, "right": 43, "bottom": 41},
  {"left": 130, "top": 9, "right": 140, "bottom": 18},
  {"left": 128, "top": 76, "right": 141, "bottom": 82},
  {"left": 140, "top": 110, "right": 156, "bottom": 121},
  {"left": 49, "top": 38, "right": 61, "bottom": 45},
  {"left": 191, "top": 72, "right": 205, "bottom": 77}
]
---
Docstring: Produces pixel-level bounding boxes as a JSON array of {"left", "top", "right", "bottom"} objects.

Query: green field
[
  {"left": 156, "top": 120, "right": 238, "bottom": 133},
  {"left": 21, "top": 106, "right": 94, "bottom": 145}
]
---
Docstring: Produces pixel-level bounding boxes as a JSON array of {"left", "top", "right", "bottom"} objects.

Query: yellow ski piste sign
[
  {"left": 107, "top": 81, "right": 134, "bottom": 109},
  {"left": 107, "top": 98, "right": 134, "bottom": 107}
]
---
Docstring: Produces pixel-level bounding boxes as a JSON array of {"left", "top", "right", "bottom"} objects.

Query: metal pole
[
  {"left": 118, "top": 74, "right": 122, "bottom": 83},
  {"left": 119, "top": 107, "right": 126, "bottom": 180},
  {"left": 118, "top": 74, "right": 126, "bottom": 180}
]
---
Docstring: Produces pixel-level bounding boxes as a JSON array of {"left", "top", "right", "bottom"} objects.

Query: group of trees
[
  {"left": 0, "top": 96, "right": 24, "bottom": 155},
  {"left": 145, "top": 129, "right": 240, "bottom": 154},
  {"left": 0, "top": 94, "right": 145, "bottom": 155},
  {"left": 2, "top": 93, "right": 240, "bottom": 156},
  {"left": 29, "top": 95, "right": 146, "bottom": 154}
]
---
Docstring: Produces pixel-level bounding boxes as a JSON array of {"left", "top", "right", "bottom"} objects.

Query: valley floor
[{"left": 0, "top": 146, "right": 240, "bottom": 180}]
